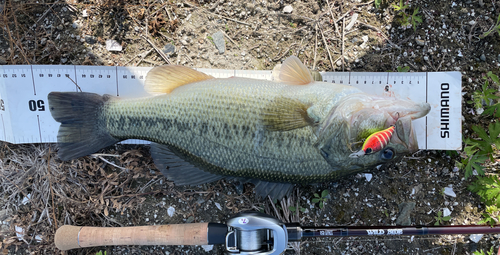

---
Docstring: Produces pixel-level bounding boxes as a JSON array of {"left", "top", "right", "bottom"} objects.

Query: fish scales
[
  {"left": 104, "top": 78, "right": 357, "bottom": 183},
  {"left": 48, "top": 56, "right": 431, "bottom": 198}
]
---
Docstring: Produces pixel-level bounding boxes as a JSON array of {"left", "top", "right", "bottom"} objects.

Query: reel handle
[{"left": 55, "top": 223, "right": 211, "bottom": 250}]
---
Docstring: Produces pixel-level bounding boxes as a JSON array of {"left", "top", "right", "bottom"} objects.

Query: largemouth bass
[{"left": 48, "top": 56, "right": 430, "bottom": 198}]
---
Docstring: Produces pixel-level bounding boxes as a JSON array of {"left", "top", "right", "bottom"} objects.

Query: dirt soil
[{"left": 1, "top": 0, "right": 500, "bottom": 254}]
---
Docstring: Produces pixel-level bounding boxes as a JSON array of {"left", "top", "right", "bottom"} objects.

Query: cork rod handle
[{"left": 55, "top": 223, "right": 210, "bottom": 250}]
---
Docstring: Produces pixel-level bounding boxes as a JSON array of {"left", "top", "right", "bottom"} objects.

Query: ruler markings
[
  {"left": 1, "top": 114, "right": 5, "bottom": 141},
  {"left": 116, "top": 66, "right": 119, "bottom": 96},
  {"left": 425, "top": 72, "right": 428, "bottom": 150},
  {"left": 0, "top": 66, "right": 461, "bottom": 150},
  {"left": 74, "top": 66, "right": 78, "bottom": 91},
  {"left": 37, "top": 115, "right": 42, "bottom": 143},
  {"left": 30, "top": 66, "right": 36, "bottom": 95}
]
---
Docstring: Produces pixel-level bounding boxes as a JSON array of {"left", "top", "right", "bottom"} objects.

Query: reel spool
[{"left": 226, "top": 211, "right": 288, "bottom": 255}]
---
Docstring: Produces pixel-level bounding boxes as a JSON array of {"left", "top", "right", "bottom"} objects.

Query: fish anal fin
[
  {"left": 145, "top": 65, "right": 214, "bottom": 94},
  {"left": 150, "top": 143, "right": 223, "bottom": 186},
  {"left": 279, "top": 56, "right": 314, "bottom": 85},
  {"left": 251, "top": 180, "right": 294, "bottom": 199},
  {"left": 263, "top": 97, "right": 316, "bottom": 131}
]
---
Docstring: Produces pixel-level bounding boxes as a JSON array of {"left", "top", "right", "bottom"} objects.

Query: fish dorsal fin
[
  {"left": 279, "top": 56, "right": 314, "bottom": 85},
  {"left": 145, "top": 65, "right": 214, "bottom": 94},
  {"left": 262, "top": 97, "right": 317, "bottom": 131}
]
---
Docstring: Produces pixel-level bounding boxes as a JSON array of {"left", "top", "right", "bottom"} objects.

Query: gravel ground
[{"left": 1, "top": 0, "right": 500, "bottom": 254}]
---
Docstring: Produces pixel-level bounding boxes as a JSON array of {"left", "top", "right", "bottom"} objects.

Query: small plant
[
  {"left": 469, "top": 71, "right": 500, "bottom": 111},
  {"left": 469, "top": 176, "right": 500, "bottom": 226},
  {"left": 96, "top": 251, "right": 107, "bottom": 255},
  {"left": 206, "top": 36, "right": 214, "bottom": 45},
  {"left": 458, "top": 123, "right": 500, "bottom": 179},
  {"left": 434, "top": 210, "right": 452, "bottom": 226},
  {"left": 288, "top": 205, "right": 306, "bottom": 213},
  {"left": 312, "top": 189, "right": 329, "bottom": 209},
  {"left": 374, "top": 0, "right": 383, "bottom": 9},
  {"left": 480, "top": 71, "right": 500, "bottom": 117},
  {"left": 481, "top": 13, "right": 500, "bottom": 39},
  {"left": 391, "top": 0, "right": 422, "bottom": 31},
  {"left": 473, "top": 246, "right": 495, "bottom": 255},
  {"left": 439, "top": 188, "right": 445, "bottom": 197},
  {"left": 397, "top": 66, "right": 410, "bottom": 72}
]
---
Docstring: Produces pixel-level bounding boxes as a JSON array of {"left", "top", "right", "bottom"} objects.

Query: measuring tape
[{"left": 0, "top": 65, "right": 461, "bottom": 150}]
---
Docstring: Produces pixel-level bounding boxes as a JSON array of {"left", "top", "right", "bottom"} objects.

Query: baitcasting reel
[{"left": 225, "top": 211, "right": 288, "bottom": 255}]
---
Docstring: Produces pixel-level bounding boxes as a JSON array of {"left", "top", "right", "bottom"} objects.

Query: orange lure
[{"left": 349, "top": 126, "right": 395, "bottom": 158}]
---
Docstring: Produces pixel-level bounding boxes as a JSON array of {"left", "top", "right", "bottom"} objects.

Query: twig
[
  {"left": 47, "top": 148, "right": 58, "bottom": 230},
  {"left": 342, "top": 15, "right": 345, "bottom": 71},
  {"left": 221, "top": 30, "right": 240, "bottom": 49},
  {"left": 358, "top": 22, "right": 402, "bottom": 50},
  {"left": 141, "top": 35, "right": 172, "bottom": 65},
  {"left": 319, "top": 25, "right": 335, "bottom": 70},
  {"left": 135, "top": 48, "right": 155, "bottom": 66},
  {"left": 313, "top": 29, "right": 318, "bottom": 70},
  {"left": 436, "top": 51, "right": 447, "bottom": 71},
  {"left": 94, "top": 155, "right": 129, "bottom": 172},
  {"left": 66, "top": 76, "right": 82, "bottom": 92},
  {"left": 325, "top": 0, "right": 341, "bottom": 38}
]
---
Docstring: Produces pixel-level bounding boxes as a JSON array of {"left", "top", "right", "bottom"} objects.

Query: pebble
[
  {"left": 215, "top": 202, "right": 222, "bottom": 210},
  {"left": 106, "top": 39, "right": 122, "bottom": 51},
  {"left": 470, "top": 234, "right": 484, "bottom": 243},
  {"left": 82, "top": 9, "right": 88, "bottom": 18},
  {"left": 442, "top": 208, "right": 451, "bottom": 217},
  {"left": 162, "top": 43, "right": 176, "bottom": 54},
  {"left": 469, "top": 20, "right": 476, "bottom": 25},
  {"left": 444, "top": 187, "right": 456, "bottom": 197},
  {"left": 201, "top": 245, "right": 214, "bottom": 252},
  {"left": 364, "top": 173, "right": 372, "bottom": 182},
  {"left": 415, "top": 38, "right": 425, "bottom": 46},
  {"left": 457, "top": 50, "right": 463, "bottom": 57},
  {"left": 283, "top": 5, "right": 293, "bottom": 14},
  {"left": 60, "top": 58, "right": 68, "bottom": 64},
  {"left": 85, "top": 36, "right": 96, "bottom": 44},
  {"left": 480, "top": 54, "right": 486, "bottom": 61},
  {"left": 212, "top": 31, "right": 225, "bottom": 54},
  {"left": 167, "top": 206, "right": 175, "bottom": 217},
  {"left": 396, "top": 202, "right": 415, "bottom": 226}
]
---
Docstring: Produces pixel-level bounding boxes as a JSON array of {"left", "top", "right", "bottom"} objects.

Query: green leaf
[
  {"left": 319, "top": 201, "right": 324, "bottom": 209},
  {"left": 321, "top": 189, "right": 329, "bottom": 198},
  {"left": 434, "top": 221, "right": 440, "bottom": 226},
  {"left": 289, "top": 206, "right": 296, "bottom": 212},
  {"left": 314, "top": 193, "right": 320, "bottom": 198},
  {"left": 312, "top": 198, "right": 320, "bottom": 203},
  {"left": 442, "top": 216, "right": 452, "bottom": 221},
  {"left": 487, "top": 71, "right": 500, "bottom": 85},
  {"left": 300, "top": 207, "right": 306, "bottom": 213}
]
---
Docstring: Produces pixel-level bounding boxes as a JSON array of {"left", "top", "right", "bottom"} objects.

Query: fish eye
[{"left": 381, "top": 148, "right": 395, "bottom": 160}]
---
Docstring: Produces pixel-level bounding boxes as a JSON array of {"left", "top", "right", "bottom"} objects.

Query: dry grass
[{"left": 0, "top": 142, "right": 168, "bottom": 253}]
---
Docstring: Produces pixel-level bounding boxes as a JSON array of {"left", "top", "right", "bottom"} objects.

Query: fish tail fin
[{"left": 47, "top": 92, "right": 121, "bottom": 161}]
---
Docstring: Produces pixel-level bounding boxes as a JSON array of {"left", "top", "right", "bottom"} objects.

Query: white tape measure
[{"left": 0, "top": 65, "right": 461, "bottom": 150}]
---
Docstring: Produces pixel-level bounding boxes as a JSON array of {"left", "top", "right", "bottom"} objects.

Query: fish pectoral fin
[
  {"left": 262, "top": 97, "right": 316, "bottom": 131},
  {"left": 247, "top": 179, "right": 294, "bottom": 199},
  {"left": 279, "top": 56, "right": 314, "bottom": 85},
  {"left": 144, "top": 65, "right": 214, "bottom": 94},
  {"left": 150, "top": 143, "right": 223, "bottom": 186}
]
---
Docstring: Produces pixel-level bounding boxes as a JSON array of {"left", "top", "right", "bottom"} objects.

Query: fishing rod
[{"left": 55, "top": 211, "right": 500, "bottom": 254}]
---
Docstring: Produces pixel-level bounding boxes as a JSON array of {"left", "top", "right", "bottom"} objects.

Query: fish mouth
[{"left": 392, "top": 116, "right": 419, "bottom": 153}]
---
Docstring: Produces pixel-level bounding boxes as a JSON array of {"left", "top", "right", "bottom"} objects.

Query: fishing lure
[{"left": 349, "top": 125, "right": 395, "bottom": 158}]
